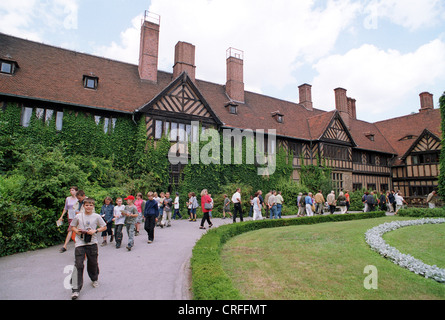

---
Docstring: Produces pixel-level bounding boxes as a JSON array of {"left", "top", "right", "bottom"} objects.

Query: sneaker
[
  {"left": 92, "top": 281, "right": 99, "bottom": 288},
  {"left": 101, "top": 241, "right": 107, "bottom": 247},
  {"left": 126, "top": 246, "right": 132, "bottom": 251},
  {"left": 147, "top": 240, "right": 153, "bottom": 244},
  {"left": 71, "top": 292, "right": 79, "bottom": 300},
  {"left": 199, "top": 226, "right": 206, "bottom": 229}
]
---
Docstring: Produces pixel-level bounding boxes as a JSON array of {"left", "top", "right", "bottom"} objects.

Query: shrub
[
  {"left": 398, "top": 207, "right": 445, "bottom": 217},
  {"left": 0, "top": 199, "right": 65, "bottom": 257}
]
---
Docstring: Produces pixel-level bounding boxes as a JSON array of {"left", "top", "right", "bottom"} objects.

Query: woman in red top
[
  {"left": 200, "top": 189, "right": 213, "bottom": 229},
  {"left": 345, "top": 190, "right": 350, "bottom": 213}
]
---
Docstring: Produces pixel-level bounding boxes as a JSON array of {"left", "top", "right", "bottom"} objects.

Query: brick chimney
[
  {"left": 173, "top": 41, "right": 196, "bottom": 82},
  {"left": 298, "top": 84, "right": 313, "bottom": 111},
  {"left": 334, "top": 87, "right": 349, "bottom": 128},
  {"left": 347, "top": 97, "right": 357, "bottom": 120},
  {"left": 138, "top": 11, "right": 160, "bottom": 82},
  {"left": 226, "top": 48, "right": 245, "bottom": 103},
  {"left": 419, "top": 92, "right": 434, "bottom": 113}
]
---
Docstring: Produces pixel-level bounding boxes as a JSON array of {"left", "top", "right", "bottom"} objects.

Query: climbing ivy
[{"left": 0, "top": 101, "right": 297, "bottom": 254}]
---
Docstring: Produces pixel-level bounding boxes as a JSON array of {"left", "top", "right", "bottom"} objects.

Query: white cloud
[
  {"left": 0, "top": 0, "right": 79, "bottom": 41},
  {"left": 312, "top": 39, "right": 445, "bottom": 119},
  {"left": 0, "top": 0, "right": 41, "bottom": 41},
  {"left": 363, "top": 0, "right": 444, "bottom": 31},
  {"left": 144, "top": 0, "right": 361, "bottom": 92},
  {"left": 93, "top": 14, "right": 143, "bottom": 64}
]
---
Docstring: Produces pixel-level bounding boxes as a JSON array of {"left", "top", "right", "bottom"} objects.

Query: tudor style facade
[{"left": 0, "top": 12, "right": 441, "bottom": 202}]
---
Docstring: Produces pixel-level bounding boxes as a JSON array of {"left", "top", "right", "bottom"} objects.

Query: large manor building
[{"left": 0, "top": 13, "right": 441, "bottom": 202}]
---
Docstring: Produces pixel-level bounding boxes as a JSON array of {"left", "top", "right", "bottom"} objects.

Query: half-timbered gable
[
  {"left": 309, "top": 112, "right": 355, "bottom": 171},
  {"left": 393, "top": 129, "right": 442, "bottom": 197},
  {"left": 137, "top": 72, "right": 222, "bottom": 141},
  {"left": 321, "top": 115, "right": 354, "bottom": 146},
  {"left": 403, "top": 129, "right": 441, "bottom": 161}
]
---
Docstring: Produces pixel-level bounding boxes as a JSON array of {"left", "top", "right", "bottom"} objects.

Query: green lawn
[
  {"left": 384, "top": 223, "right": 445, "bottom": 270},
  {"left": 221, "top": 216, "right": 445, "bottom": 300}
]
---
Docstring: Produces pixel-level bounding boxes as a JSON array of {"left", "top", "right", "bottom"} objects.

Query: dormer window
[
  {"left": 399, "top": 135, "right": 417, "bottom": 141},
  {"left": 365, "top": 132, "right": 375, "bottom": 141},
  {"left": 225, "top": 102, "right": 238, "bottom": 115},
  {"left": 0, "top": 59, "right": 18, "bottom": 75},
  {"left": 272, "top": 111, "right": 284, "bottom": 123},
  {"left": 83, "top": 75, "right": 98, "bottom": 90}
]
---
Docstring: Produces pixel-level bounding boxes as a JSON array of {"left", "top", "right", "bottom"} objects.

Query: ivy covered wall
[{"left": 0, "top": 100, "right": 300, "bottom": 255}]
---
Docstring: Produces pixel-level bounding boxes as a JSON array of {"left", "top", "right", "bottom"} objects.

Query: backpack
[{"left": 299, "top": 196, "right": 306, "bottom": 207}]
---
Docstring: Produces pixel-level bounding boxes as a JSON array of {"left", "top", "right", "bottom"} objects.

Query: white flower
[{"left": 365, "top": 218, "right": 445, "bottom": 283}]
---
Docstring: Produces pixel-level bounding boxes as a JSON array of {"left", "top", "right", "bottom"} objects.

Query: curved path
[
  {"left": 0, "top": 217, "right": 235, "bottom": 300},
  {"left": 0, "top": 211, "right": 390, "bottom": 300}
]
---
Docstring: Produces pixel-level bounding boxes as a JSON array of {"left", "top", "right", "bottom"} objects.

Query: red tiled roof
[
  {"left": 0, "top": 33, "right": 172, "bottom": 113},
  {"left": 349, "top": 118, "right": 396, "bottom": 154},
  {"left": 0, "top": 33, "right": 437, "bottom": 158},
  {"left": 374, "top": 109, "right": 441, "bottom": 158},
  {"left": 196, "top": 78, "right": 325, "bottom": 140}
]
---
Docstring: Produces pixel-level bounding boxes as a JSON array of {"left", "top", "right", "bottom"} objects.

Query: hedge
[
  {"left": 398, "top": 207, "right": 445, "bottom": 218},
  {"left": 190, "top": 211, "right": 386, "bottom": 300}
]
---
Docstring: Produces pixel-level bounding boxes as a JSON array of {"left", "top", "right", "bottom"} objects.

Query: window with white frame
[
  {"left": 154, "top": 119, "right": 201, "bottom": 142},
  {"left": 20, "top": 107, "right": 33, "bottom": 127}
]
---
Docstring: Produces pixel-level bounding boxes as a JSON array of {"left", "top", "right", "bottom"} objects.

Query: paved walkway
[
  {"left": 0, "top": 216, "right": 237, "bottom": 300},
  {"left": 0, "top": 211, "right": 392, "bottom": 300}
]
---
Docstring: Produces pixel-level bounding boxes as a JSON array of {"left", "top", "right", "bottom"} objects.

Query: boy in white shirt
[
  {"left": 70, "top": 198, "right": 107, "bottom": 300},
  {"left": 113, "top": 197, "right": 126, "bottom": 249}
]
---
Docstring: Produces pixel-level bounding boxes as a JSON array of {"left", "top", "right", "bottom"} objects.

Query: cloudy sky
[{"left": 1, "top": 0, "right": 445, "bottom": 122}]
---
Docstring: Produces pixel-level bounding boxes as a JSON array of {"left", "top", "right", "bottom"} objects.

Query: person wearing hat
[{"left": 122, "top": 195, "right": 139, "bottom": 251}]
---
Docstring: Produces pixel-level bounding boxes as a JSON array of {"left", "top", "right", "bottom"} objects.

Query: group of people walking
[
  {"left": 296, "top": 190, "right": 350, "bottom": 217},
  {"left": 361, "top": 190, "right": 408, "bottom": 214},
  {"left": 57, "top": 186, "right": 188, "bottom": 299}
]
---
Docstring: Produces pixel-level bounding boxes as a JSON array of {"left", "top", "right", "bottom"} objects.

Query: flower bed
[{"left": 365, "top": 218, "right": 445, "bottom": 283}]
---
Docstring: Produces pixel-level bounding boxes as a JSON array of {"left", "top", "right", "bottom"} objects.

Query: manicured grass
[
  {"left": 221, "top": 217, "right": 445, "bottom": 300},
  {"left": 384, "top": 223, "right": 445, "bottom": 270}
]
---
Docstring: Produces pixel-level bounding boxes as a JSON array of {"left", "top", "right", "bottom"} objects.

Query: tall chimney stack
[
  {"left": 138, "top": 11, "right": 160, "bottom": 82},
  {"left": 226, "top": 48, "right": 245, "bottom": 103},
  {"left": 347, "top": 97, "right": 357, "bottom": 120},
  {"left": 419, "top": 92, "right": 434, "bottom": 113},
  {"left": 298, "top": 83, "right": 313, "bottom": 111},
  {"left": 173, "top": 41, "right": 196, "bottom": 82},
  {"left": 335, "top": 87, "right": 349, "bottom": 128}
]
